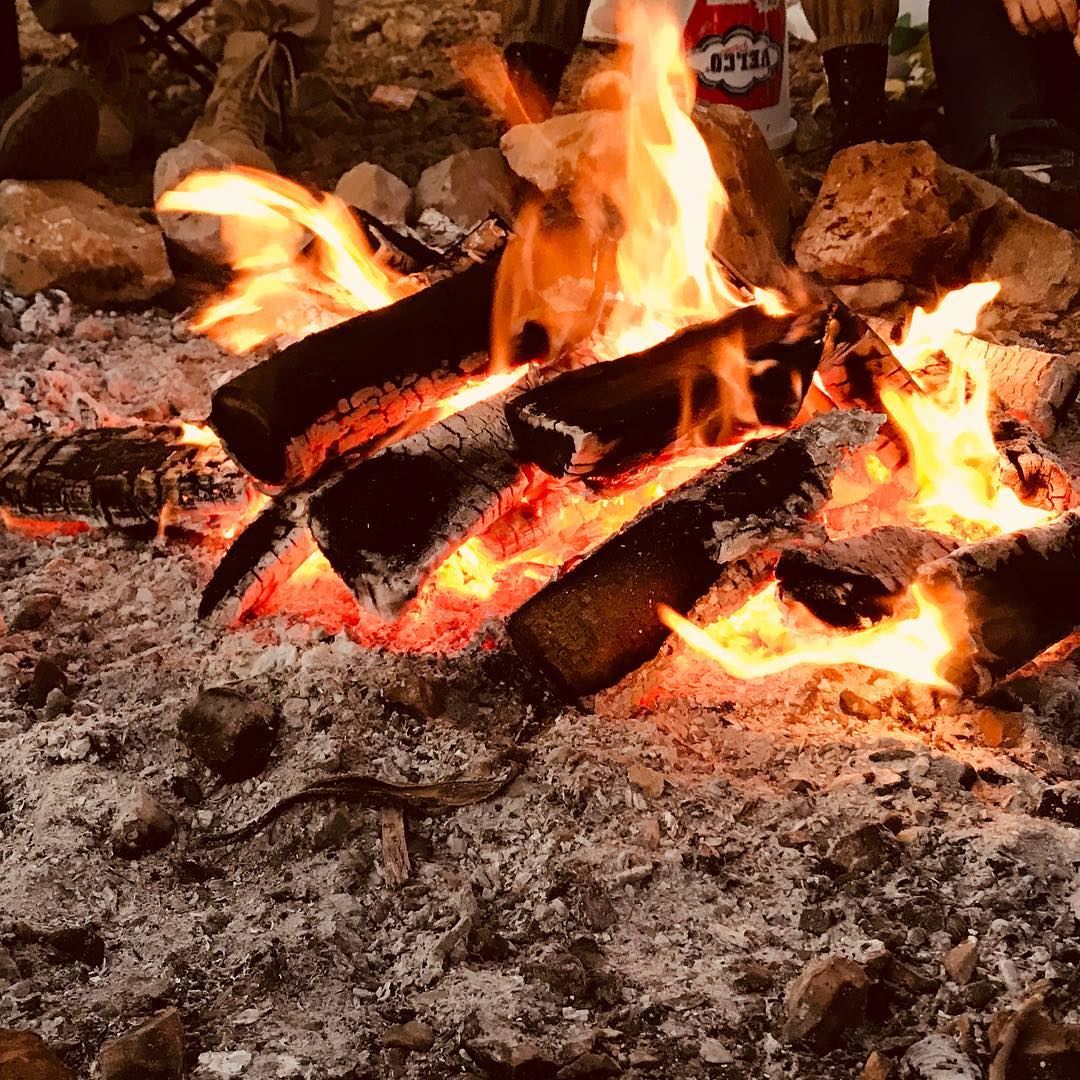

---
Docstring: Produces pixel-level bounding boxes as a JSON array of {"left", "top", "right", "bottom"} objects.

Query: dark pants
[{"left": 931, "top": 0, "right": 1080, "bottom": 166}]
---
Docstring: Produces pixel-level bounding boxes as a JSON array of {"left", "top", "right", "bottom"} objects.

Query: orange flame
[
  {"left": 660, "top": 581, "right": 956, "bottom": 690},
  {"left": 157, "top": 168, "right": 409, "bottom": 353},
  {"left": 176, "top": 421, "right": 221, "bottom": 449}
]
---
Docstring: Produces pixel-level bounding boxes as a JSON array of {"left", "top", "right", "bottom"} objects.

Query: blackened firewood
[
  {"left": 992, "top": 416, "right": 1073, "bottom": 512},
  {"left": 919, "top": 510, "right": 1080, "bottom": 694},
  {"left": 505, "top": 305, "right": 826, "bottom": 479},
  {"left": 776, "top": 525, "right": 957, "bottom": 630},
  {"left": 506, "top": 410, "right": 882, "bottom": 700},
  {"left": 308, "top": 390, "right": 528, "bottom": 619},
  {"left": 209, "top": 256, "right": 519, "bottom": 488},
  {"left": 0, "top": 426, "right": 248, "bottom": 532}
]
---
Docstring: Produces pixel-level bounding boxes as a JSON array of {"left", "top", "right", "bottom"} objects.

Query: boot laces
[{"left": 211, "top": 36, "right": 298, "bottom": 139}]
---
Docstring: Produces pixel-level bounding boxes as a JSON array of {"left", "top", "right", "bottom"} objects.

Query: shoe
[
  {"left": 504, "top": 42, "right": 571, "bottom": 121},
  {"left": 822, "top": 43, "right": 888, "bottom": 148},
  {"left": 976, "top": 126, "right": 1080, "bottom": 228},
  {"left": 72, "top": 16, "right": 147, "bottom": 163},
  {"left": 0, "top": 69, "right": 99, "bottom": 180}
]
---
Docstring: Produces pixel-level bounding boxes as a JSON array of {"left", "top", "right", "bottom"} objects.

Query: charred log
[
  {"left": 918, "top": 510, "right": 1080, "bottom": 694},
  {"left": 505, "top": 305, "right": 826, "bottom": 479},
  {"left": 308, "top": 390, "right": 527, "bottom": 619},
  {"left": 992, "top": 416, "right": 1073, "bottom": 512},
  {"left": 0, "top": 426, "right": 249, "bottom": 533},
  {"left": 208, "top": 256, "right": 520, "bottom": 488},
  {"left": 776, "top": 525, "right": 957, "bottom": 630},
  {"left": 507, "top": 410, "right": 882, "bottom": 700}
]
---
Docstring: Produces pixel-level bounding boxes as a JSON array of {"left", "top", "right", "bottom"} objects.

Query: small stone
[
  {"left": 627, "top": 763, "right": 664, "bottom": 800},
  {"left": 799, "top": 907, "right": 835, "bottom": 935},
  {"left": 98, "top": 1008, "right": 184, "bottom": 1080},
  {"left": 43, "top": 689, "right": 73, "bottom": 720},
  {"left": 0, "top": 946, "right": 20, "bottom": 984},
  {"left": 72, "top": 315, "right": 113, "bottom": 342},
  {"left": 839, "top": 690, "right": 881, "bottom": 721},
  {"left": 29, "top": 657, "right": 67, "bottom": 708},
  {"left": 862, "top": 1050, "right": 893, "bottom": 1080},
  {"left": 153, "top": 140, "right": 235, "bottom": 262},
  {"left": 12, "top": 593, "right": 60, "bottom": 631},
  {"left": 899, "top": 1034, "right": 979, "bottom": 1079},
  {"left": 700, "top": 1038, "right": 733, "bottom": 1064},
  {"left": 782, "top": 955, "right": 869, "bottom": 1051},
  {"left": 42, "top": 923, "right": 105, "bottom": 967},
  {"left": 111, "top": 786, "right": 175, "bottom": 858},
  {"left": 414, "top": 148, "right": 518, "bottom": 229},
  {"left": 382, "top": 1020, "right": 434, "bottom": 1053},
  {"left": 962, "top": 979, "right": 997, "bottom": 1009},
  {"left": 0, "top": 1029, "right": 72, "bottom": 1079},
  {"left": 556, "top": 1051, "right": 620, "bottom": 1078},
  {"left": 827, "top": 823, "right": 902, "bottom": 876},
  {"left": 639, "top": 816, "right": 661, "bottom": 849},
  {"left": 178, "top": 687, "right": 279, "bottom": 782},
  {"left": 1036, "top": 782, "right": 1080, "bottom": 827},
  {"left": 335, "top": 163, "right": 412, "bottom": 226},
  {"left": 385, "top": 674, "right": 446, "bottom": 719},
  {"left": 974, "top": 708, "right": 1024, "bottom": 748},
  {"left": 0, "top": 180, "right": 172, "bottom": 302},
  {"left": 381, "top": 16, "right": 427, "bottom": 48},
  {"left": 943, "top": 940, "right": 979, "bottom": 985}
]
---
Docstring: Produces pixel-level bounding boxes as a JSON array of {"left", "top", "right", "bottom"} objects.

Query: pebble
[
  {"left": 555, "top": 1051, "right": 620, "bottom": 1078},
  {"left": 700, "top": 1038, "right": 733, "bottom": 1064},
  {"left": 178, "top": 687, "right": 279, "bottom": 782},
  {"left": 111, "top": 786, "right": 175, "bottom": 858},
  {"left": 0, "top": 944, "right": 20, "bottom": 983},
  {"left": 29, "top": 657, "right": 68, "bottom": 708},
  {"left": 943, "top": 940, "right": 979, "bottom": 985},
  {"left": 627, "top": 763, "right": 665, "bottom": 801},
  {"left": 12, "top": 593, "right": 60, "bottom": 631},
  {"left": 98, "top": 1008, "right": 184, "bottom": 1080},
  {"left": 827, "top": 823, "right": 902, "bottom": 876},
  {"left": 382, "top": 1020, "right": 435, "bottom": 1052},
  {"left": 840, "top": 689, "right": 882, "bottom": 721},
  {"left": 43, "top": 688, "right": 74, "bottom": 720},
  {"left": 335, "top": 163, "right": 413, "bottom": 226},
  {"left": 782, "top": 955, "right": 869, "bottom": 1051},
  {"left": 861, "top": 1050, "right": 893, "bottom": 1079}
]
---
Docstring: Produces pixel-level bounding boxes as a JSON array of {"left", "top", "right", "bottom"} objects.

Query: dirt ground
[{"left": 4, "top": 3, "right": 1080, "bottom": 1079}]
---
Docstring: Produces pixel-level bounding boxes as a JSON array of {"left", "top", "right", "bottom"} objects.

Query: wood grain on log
[
  {"left": 776, "top": 525, "right": 957, "bottom": 630},
  {"left": 507, "top": 410, "right": 883, "bottom": 700},
  {"left": 0, "top": 426, "right": 248, "bottom": 532},
  {"left": 506, "top": 305, "right": 826, "bottom": 480},
  {"left": 992, "top": 416, "right": 1073, "bottom": 512},
  {"left": 379, "top": 806, "right": 412, "bottom": 887},
  {"left": 919, "top": 510, "right": 1080, "bottom": 694},
  {"left": 208, "top": 257, "right": 516, "bottom": 488},
  {"left": 308, "top": 389, "right": 527, "bottom": 619}
]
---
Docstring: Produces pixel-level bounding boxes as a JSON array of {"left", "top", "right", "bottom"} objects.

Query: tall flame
[{"left": 157, "top": 168, "right": 409, "bottom": 353}]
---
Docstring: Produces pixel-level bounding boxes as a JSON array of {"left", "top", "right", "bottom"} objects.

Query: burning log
[
  {"left": 0, "top": 426, "right": 248, "bottom": 532},
  {"left": 992, "top": 417, "right": 1073, "bottom": 512},
  {"left": 919, "top": 510, "right": 1080, "bottom": 694},
  {"left": 308, "top": 390, "right": 527, "bottom": 618},
  {"left": 208, "top": 257, "right": 517, "bottom": 488},
  {"left": 507, "top": 410, "right": 882, "bottom": 700},
  {"left": 505, "top": 305, "right": 826, "bottom": 479},
  {"left": 776, "top": 526, "right": 957, "bottom": 630}
]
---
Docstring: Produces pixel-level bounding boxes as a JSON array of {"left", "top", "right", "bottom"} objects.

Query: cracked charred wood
[
  {"left": 506, "top": 410, "right": 882, "bottom": 700},
  {"left": 208, "top": 255, "right": 519, "bottom": 488},
  {"left": 0, "top": 426, "right": 249, "bottom": 532},
  {"left": 505, "top": 305, "right": 827, "bottom": 479},
  {"left": 992, "top": 416, "right": 1073, "bottom": 512},
  {"left": 308, "top": 389, "right": 528, "bottom": 619},
  {"left": 776, "top": 525, "right": 958, "bottom": 630},
  {"left": 918, "top": 510, "right": 1080, "bottom": 695}
]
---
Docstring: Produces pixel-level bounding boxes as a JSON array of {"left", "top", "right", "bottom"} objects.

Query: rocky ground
[{"left": 4, "top": 3, "right": 1080, "bottom": 1079}]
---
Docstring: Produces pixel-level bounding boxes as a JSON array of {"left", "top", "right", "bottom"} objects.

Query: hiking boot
[
  {"left": 72, "top": 16, "right": 147, "bottom": 162},
  {"left": 0, "top": 69, "right": 99, "bottom": 180},
  {"left": 822, "top": 43, "right": 889, "bottom": 148}
]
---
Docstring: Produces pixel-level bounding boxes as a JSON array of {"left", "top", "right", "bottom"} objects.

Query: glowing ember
[
  {"left": 659, "top": 581, "right": 956, "bottom": 690},
  {"left": 176, "top": 421, "right": 221, "bottom": 449},
  {"left": 157, "top": 168, "right": 410, "bottom": 353},
  {"left": 881, "top": 282, "right": 1057, "bottom": 538}
]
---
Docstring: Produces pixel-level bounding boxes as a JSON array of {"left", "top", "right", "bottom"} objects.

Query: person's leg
[
  {"left": 503, "top": 0, "right": 591, "bottom": 113},
  {"left": 1039, "top": 26, "right": 1080, "bottom": 136},
  {"left": 0, "top": 70, "right": 99, "bottom": 178},
  {"left": 29, "top": 0, "right": 148, "bottom": 34},
  {"left": 802, "top": 0, "right": 900, "bottom": 145}
]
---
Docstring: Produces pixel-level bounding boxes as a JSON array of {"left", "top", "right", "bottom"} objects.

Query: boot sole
[{"left": 0, "top": 73, "right": 100, "bottom": 180}]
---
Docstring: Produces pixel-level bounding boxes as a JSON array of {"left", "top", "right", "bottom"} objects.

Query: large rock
[
  {"left": 0, "top": 1030, "right": 73, "bottom": 1079},
  {"left": 782, "top": 955, "right": 869, "bottom": 1051},
  {"left": 501, "top": 111, "right": 624, "bottom": 196},
  {"left": 795, "top": 141, "right": 1080, "bottom": 311},
  {"left": 0, "top": 181, "right": 173, "bottom": 303},
  {"left": 413, "top": 148, "right": 518, "bottom": 229},
  {"left": 335, "top": 163, "right": 412, "bottom": 226},
  {"left": 98, "top": 1008, "right": 184, "bottom": 1080}
]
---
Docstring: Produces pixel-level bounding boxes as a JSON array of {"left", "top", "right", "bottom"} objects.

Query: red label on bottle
[{"left": 684, "top": 0, "right": 785, "bottom": 110}]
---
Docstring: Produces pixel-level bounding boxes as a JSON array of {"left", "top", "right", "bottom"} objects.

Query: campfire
[{"left": 4, "top": 6, "right": 1079, "bottom": 713}]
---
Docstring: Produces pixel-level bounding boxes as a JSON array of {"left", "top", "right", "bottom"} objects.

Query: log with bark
[
  {"left": 208, "top": 253, "right": 528, "bottom": 488},
  {"left": 505, "top": 305, "right": 827, "bottom": 479},
  {"left": 776, "top": 525, "right": 957, "bottom": 630},
  {"left": 0, "top": 426, "right": 249, "bottom": 532},
  {"left": 506, "top": 410, "right": 882, "bottom": 700},
  {"left": 992, "top": 416, "right": 1073, "bottom": 512},
  {"left": 308, "top": 388, "right": 528, "bottom": 619},
  {"left": 918, "top": 510, "right": 1080, "bottom": 694}
]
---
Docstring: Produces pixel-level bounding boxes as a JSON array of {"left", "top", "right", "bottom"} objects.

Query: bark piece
[
  {"left": 992, "top": 416, "right": 1073, "bottom": 512},
  {"left": 308, "top": 391, "right": 527, "bottom": 618},
  {"left": 506, "top": 305, "right": 825, "bottom": 479},
  {"left": 507, "top": 410, "right": 881, "bottom": 700},
  {"left": 379, "top": 806, "right": 412, "bottom": 887},
  {"left": 0, "top": 426, "right": 249, "bottom": 532},
  {"left": 918, "top": 510, "right": 1080, "bottom": 694},
  {"left": 900, "top": 1034, "right": 980, "bottom": 1080},
  {"left": 208, "top": 256, "right": 510, "bottom": 487},
  {"left": 776, "top": 525, "right": 958, "bottom": 630}
]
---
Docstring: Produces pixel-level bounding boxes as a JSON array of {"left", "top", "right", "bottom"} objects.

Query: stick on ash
[{"left": 507, "top": 409, "right": 882, "bottom": 700}]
